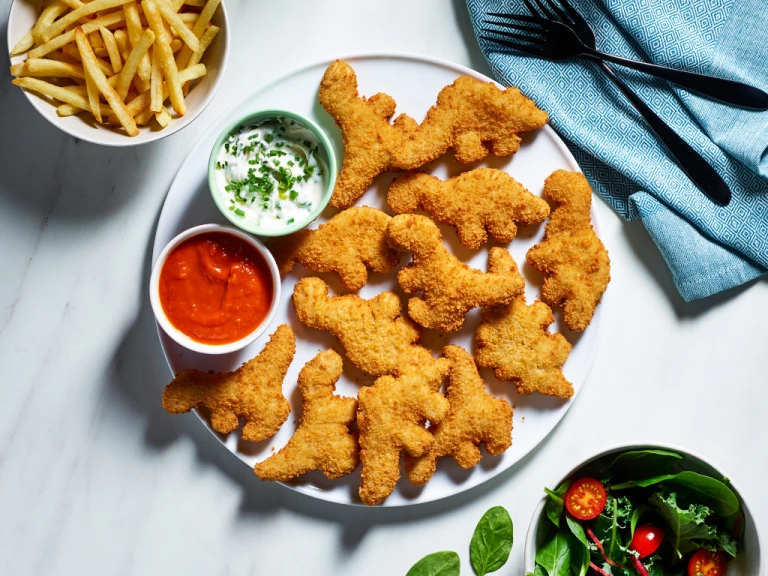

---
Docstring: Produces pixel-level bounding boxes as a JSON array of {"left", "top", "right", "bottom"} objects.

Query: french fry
[
  {"left": 149, "top": 48, "right": 163, "bottom": 112},
  {"left": 182, "top": 24, "right": 216, "bottom": 94},
  {"left": 60, "top": 0, "right": 84, "bottom": 9},
  {"left": 122, "top": 62, "right": 204, "bottom": 117},
  {"left": 154, "top": 1, "right": 199, "bottom": 51},
  {"left": 155, "top": 106, "right": 172, "bottom": 128},
  {"left": 133, "top": 75, "right": 150, "bottom": 93},
  {"left": 175, "top": 0, "right": 218, "bottom": 69},
  {"left": 123, "top": 2, "right": 152, "bottom": 82},
  {"left": 29, "top": 12, "right": 126, "bottom": 59},
  {"left": 99, "top": 27, "right": 123, "bottom": 73},
  {"left": 57, "top": 103, "right": 83, "bottom": 116},
  {"left": 90, "top": 31, "right": 104, "bottom": 51},
  {"left": 10, "top": 63, "right": 25, "bottom": 76},
  {"left": 116, "top": 28, "right": 154, "bottom": 100},
  {"left": 114, "top": 28, "right": 130, "bottom": 59},
  {"left": 24, "top": 58, "right": 86, "bottom": 79},
  {"left": 62, "top": 43, "right": 114, "bottom": 75},
  {"left": 134, "top": 105, "right": 155, "bottom": 124},
  {"left": 169, "top": 39, "right": 182, "bottom": 52},
  {"left": 74, "top": 27, "right": 138, "bottom": 135},
  {"left": 83, "top": 66, "right": 103, "bottom": 123},
  {"left": 183, "top": 0, "right": 205, "bottom": 6},
  {"left": 171, "top": 0, "right": 186, "bottom": 11},
  {"left": 143, "top": 0, "right": 184, "bottom": 115},
  {"left": 41, "top": 0, "right": 134, "bottom": 43},
  {"left": 11, "top": 31, "right": 35, "bottom": 56},
  {"left": 32, "top": 1, "right": 69, "bottom": 45},
  {"left": 13, "top": 77, "right": 110, "bottom": 115}
]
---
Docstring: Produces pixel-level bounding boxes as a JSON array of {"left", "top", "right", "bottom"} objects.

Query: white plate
[{"left": 152, "top": 54, "right": 608, "bottom": 506}]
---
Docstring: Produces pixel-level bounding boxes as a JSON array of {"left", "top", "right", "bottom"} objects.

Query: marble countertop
[{"left": 1, "top": 0, "right": 766, "bottom": 573}]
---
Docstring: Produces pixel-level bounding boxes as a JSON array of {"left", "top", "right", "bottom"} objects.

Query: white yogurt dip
[{"left": 214, "top": 117, "right": 326, "bottom": 230}]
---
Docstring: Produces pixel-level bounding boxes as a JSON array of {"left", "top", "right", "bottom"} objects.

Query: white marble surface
[{"left": 1, "top": 1, "right": 767, "bottom": 574}]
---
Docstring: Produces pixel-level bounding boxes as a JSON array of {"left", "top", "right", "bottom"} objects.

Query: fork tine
[
  {"left": 481, "top": 27, "right": 546, "bottom": 45},
  {"left": 487, "top": 12, "right": 543, "bottom": 25},
  {"left": 541, "top": 0, "right": 571, "bottom": 23},
  {"left": 481, "top": 35, "right": 543, "bottom": 56},
  {"left": 531, "top": 0, "right": 556, "bottom": 20},
  {"left": 482, "top": 19, "right": 544, "bottom": 35}
]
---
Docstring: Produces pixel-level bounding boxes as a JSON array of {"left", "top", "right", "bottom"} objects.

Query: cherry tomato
[
  {"left": 565, "top": 478, "right": 607, "bottom": 520},
  {"left": 688, "top": 549, "right": 727, "bottom": 576},
  {"left": 630, "top": 525, "right": 665, "bottom": 558}
]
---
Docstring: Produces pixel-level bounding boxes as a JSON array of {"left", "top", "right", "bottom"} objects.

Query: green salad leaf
[
  {"left": 536, "top": 532, "right": 571, "bottom": 576},
  {"left": 544, "top": 481, "right": 570, "bottom": 528},
  {"left": 612, "top": 471, "right": 739, "bottom": 517},
  {"left": 566, "top": 516, "right": 589, "bottom": 576},
  {"left": 649, "top": 492, "right": 717, "bottom": 557},
  {"left": 608, "top": 449, "right": 682, "bottom": 479},
  {"left": 630, "top": 504, "right": 648, "bottom": 537},
  {"left": 592, "top": 495, "right": 633, "bottom": 563},
  {"left": 469, "top": 506, "right": 513, "bottom": 576},
  {"left": 406, "top": 551, "right": 460, "bottom": 576}
]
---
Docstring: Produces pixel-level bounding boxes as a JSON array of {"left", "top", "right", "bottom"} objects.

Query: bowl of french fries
[{"left": 7, "top": 0, "right": 228, "bottom": 145}]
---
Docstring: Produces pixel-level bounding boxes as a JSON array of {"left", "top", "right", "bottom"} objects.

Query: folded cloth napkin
[{"left": 466, "top": 0, "right": 768, "bottom": 301}]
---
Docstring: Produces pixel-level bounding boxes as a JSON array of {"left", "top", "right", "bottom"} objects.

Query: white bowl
[
  {"left": 6, "top": 0, "right": 229, "bottom": 146},
  {"left": 524, "top": 443, "right": 762, "bottom": 576},
  {"left": 149, "top": 224, "right": 281, "bottom": 355}
]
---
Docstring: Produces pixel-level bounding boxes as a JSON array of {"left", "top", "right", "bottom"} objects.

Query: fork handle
[
  {"left": 597, "top": 62, "right": 731, "bottom": 206},
  {"left": 584, "top": 50, "right": 768, "bottom": 109}
]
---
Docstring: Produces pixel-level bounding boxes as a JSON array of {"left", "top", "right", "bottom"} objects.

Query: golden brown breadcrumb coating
[
  {"left": 162, "top": 324, "right": 295, "bottom": 441},
  {"left": 526, "top": 170, "right": 610, "bottom": 331},
  {"left": 357, "top": 347, "right": 451, "bottom": 505},
  {"left": 254, "top": 350, "right": 359, "bottom": 481},
  {"left": 319, "top": 60, "right": 548, "bottom": 208},
  {"left": 404, "top": 345, "right": 512, "bottom": 486},
  {"left": 475, "top": 297, "right": 573, "bottom": 398},
  {"left": 388, "top": 169, "right": 550, "bottom": 250},
  {"left": 292, "top": 276, "right": 422, "bottom": 376},
  {"left": 270, "top": 207, "right": 399, "bottom": 291},
  {"left": 387, "top": 214, "right": 525, "bottom": 332}
]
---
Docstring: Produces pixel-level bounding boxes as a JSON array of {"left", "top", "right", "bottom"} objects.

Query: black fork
[{"left": 483, "top": 0, "right": 734, "bottom": 206}]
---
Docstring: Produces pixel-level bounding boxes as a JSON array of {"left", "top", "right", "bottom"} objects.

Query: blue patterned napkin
[{"left": 465, "top": 0, "right": 768, "bottom": 301}]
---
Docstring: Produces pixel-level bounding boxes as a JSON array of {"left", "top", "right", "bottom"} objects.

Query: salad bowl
[{"left": 524, "top": 443, "right": 762, "bottom": 576}]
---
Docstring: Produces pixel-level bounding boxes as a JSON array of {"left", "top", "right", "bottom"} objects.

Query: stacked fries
[{"left": 10, "top": 0, "right": 220, "bottom": 137}]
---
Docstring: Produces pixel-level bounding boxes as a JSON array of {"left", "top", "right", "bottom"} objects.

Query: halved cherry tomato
[
  {"left": 565, "top": 478, "right": 607, "bottom": 520},
  {"left": 688, "top": 549, "right": 727, "bottom": 576},
  {"left": 630, "top": 525, "right": 665, "bottom": 558}
]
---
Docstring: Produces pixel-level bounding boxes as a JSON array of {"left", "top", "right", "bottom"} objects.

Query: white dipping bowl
[
  {"left": 524, "top": 443, "right": 762, "bottom": 576},
  {"left": 149, "top": 224, "right": 280, "bottom": 355},
  {"left": 7, "top": 0, "right": 229, "bottom": 146}
]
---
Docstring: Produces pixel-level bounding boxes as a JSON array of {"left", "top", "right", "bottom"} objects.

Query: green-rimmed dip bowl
[{"left": 208, "top": 109, "right": 337, "bottom": 236}]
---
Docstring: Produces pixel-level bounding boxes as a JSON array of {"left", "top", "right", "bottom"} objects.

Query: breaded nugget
[
  {"left": 475, "top": 297, "right": 573, "bottom": 398},
  {"left": 162, "top": 325, "right": 295, "bottom": 441},
  {"left": 357, "top": 347, "right": 451, "bottom": 505},
  {"left": 405, "top": 345, "right": 513, "bottom": 486},
  {"left": 388, "top": 170, "right": 550, "bottom": 250},
  {"left": 270, "top": 207, "right": 399, "bottom": 291},
  {"left": 319, "top": 60, "right": 548, "bottom": 208},
  {"left": 292, "top": 277, "right": 422, "bottom": 376},
  {"left": 526, "top": 170, "right": 610, "bottom": 331},
  {"left": 254, "top": 350, "right": 359, "bottom": 481},
  {"left": 387, "top": 214, "right": 525, "bottom": 332}
]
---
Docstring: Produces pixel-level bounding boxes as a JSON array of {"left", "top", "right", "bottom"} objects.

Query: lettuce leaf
[{"left": 649, "top": 492, "right": 717, "bottom": 557}]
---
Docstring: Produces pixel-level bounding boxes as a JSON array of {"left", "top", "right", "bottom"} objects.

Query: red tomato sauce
[{"left": 159, "top": 232, "right": 274, "bottom": 344}]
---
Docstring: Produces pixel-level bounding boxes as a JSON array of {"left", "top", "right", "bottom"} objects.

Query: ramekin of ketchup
[{"left": 150, "top": 224, "right": 280, "bottom": 354}]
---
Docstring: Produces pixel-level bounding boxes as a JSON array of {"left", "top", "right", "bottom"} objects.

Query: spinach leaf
[
  {"left": 566, "top": 516, "right": 589, "bottom": 576},
  {"left": 469, "top": 506, "right": 513, "bottom": 576},
  {"left": 630, "top": 504, "right": 648, "bottom": 537},
  {"left": 608, "top": 449, "right": 682, "bottom": 480},
  {"left": 535, "top": 532, "right": 571, "bottom": 576},
  {"left": 544, "top": 481, "right": 571, "bottom": 528},
  {"left": 665, "top": 471, "right": 740, "bottom": 517},
  {"left": 611, "top": 470, "right": 739, "bottom": 517},
  {"left": 406, "top": 551, "right": 460, "bottom": 576},
  {"left": 649, "top": 492, "right": 717, "bottom": 557}
]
